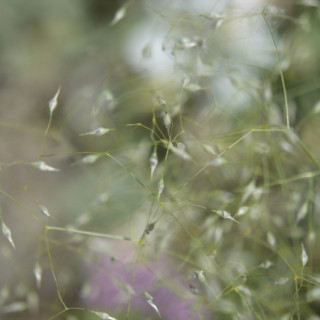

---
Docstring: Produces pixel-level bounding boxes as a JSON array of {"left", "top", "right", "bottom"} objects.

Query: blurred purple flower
[{"left": 82, "top": 245, "right": 210, "bottom": 319}]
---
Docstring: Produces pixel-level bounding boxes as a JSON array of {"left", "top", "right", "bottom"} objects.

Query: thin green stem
[
  {"left": 46, "top": 225, "right": 136, "bottom": 242},
  {"left": 44, "top": 227, "right": 67, "bottom": 310},
  {"left": 262, "top": 12, "right": 290, "bottom": 129}
]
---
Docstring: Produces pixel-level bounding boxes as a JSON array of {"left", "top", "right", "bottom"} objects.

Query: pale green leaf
[
  {"left": 31, "top": 161, "right": 60, "bottom": 172},
  {"left": 145, "top": 291, "right": 161, "bottom": 318},
  {"left": 161, "top": 140, "right": 191, "bottom": 160},
  {"left": 259, "top": 260, "right": 273, "bottom": 269},
  {"left": 191, "top": 270, "right": 206, "bottom": 284},
  {"left": 79, "top": 127, "right": 114, "bottom": 136},
  {"left": 1, "top": 221, "right": 15, "bottom": 249},
  {"left": 301, "top": 242, "right": 308, "bottom": 267},
  {"left": 3, "top": 302, "right": 28, "bottom": 313},
  {"left": 110, "top": 5, "right": 127, "bottom": 26},
  {"left": 154, "top": 95, "right": 166, "bottom": 107},
  {"left": 307, "top": 287, "right": 320, "bottom": 301},
  {"left": 200, "top": 12, "right": 225, "bottom": 20},
  {"left": 275, "top": 277, "right": 289, "bottom": 285},
  {"left": 236, "top": 206, "right": 249, "bottom": 217},
  {"left": 93, "top": 311, "right": 117, "bottom": 320},
  {"left": 313, "top": 101, "right": 320, "bottom": 114},
  {"left": 80, "top": 154, "right": 102, "bottom": 164},
  {"left": 202, "top": 144, "right": 218, "bottom": 155},
  {"left": 208, "top": 157, "right": 227, "bottom": 166},
  {"left": 212, "top": 209, "right": 240, "bottom": 224},
  {"left": 163, "top": 111, "right": 171, "bottom": 129},
  {"left": 38, "top": 204, "right": 51, "bottom": 217},
  {"left": 237, "top": 285, "right": 252, "bottom": 296},
  {"left": 175, "top": 37, "right": 199, "bottom": 51},
  {"left": 48, "top": 87, "right": 61, "bottom": 115},
  {"left": 184, "top": 82, "right": 203, "bottom": 92},
  {"left": 157, "top": 178, "right": 164, "bottom": 200},
  {"left": 80, "top": 282, "right": 92, "bottom": 298},
  {"left": 241, "top": 180, "right": 256, "bottom": 204},
  {"left": 149, "top": 151, "right": 158, "bottom": 179},
  {"left": 94, "top": 193, "right": 109, "bottom": 205},
  {"left": 169, "top": 143, "right": 191, "bottom": 161},
  {"left": 34, "top": 262, "right": 42, "bottom": 288},
  {"left": 297, "top": 202, "right": 308, "bottom": 223},
  {"left": 267, "top": 231, "right": 276, "bottom": 248}
]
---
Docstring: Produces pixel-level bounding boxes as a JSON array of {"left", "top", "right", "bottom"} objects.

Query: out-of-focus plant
[{"left": 1, "top": 1, "right": 320, "bottom": 320}]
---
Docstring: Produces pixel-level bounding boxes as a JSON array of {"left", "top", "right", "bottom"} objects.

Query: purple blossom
[{"left": 82, "top": 246, "right": 210, "bottom": 319}]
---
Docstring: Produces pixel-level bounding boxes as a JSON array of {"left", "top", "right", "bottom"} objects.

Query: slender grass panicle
[{"left": 1, "top": 1, "right": 320, "bottom": 319}]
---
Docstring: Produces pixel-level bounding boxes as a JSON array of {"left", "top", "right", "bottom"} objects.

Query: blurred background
[{"left": 1, "top": 0, "right": 320, "bottom": 319}]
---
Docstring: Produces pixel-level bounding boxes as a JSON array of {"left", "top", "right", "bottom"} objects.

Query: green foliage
[{"left": 1, "top": 1, "right": 320, "bottom": 319}]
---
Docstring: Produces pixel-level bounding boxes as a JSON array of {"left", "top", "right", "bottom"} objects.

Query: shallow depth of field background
[{"left": 1, "top": 0, "right": 320, "bottom": 319}]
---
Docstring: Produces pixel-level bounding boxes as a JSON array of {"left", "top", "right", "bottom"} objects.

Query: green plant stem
[{"left": 262, "top": 12, "right": 290, "bottom": 129}]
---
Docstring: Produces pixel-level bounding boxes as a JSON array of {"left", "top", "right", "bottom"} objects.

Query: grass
[{"left": 1, "top": 1, "right": 320, "bottom": 319}]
